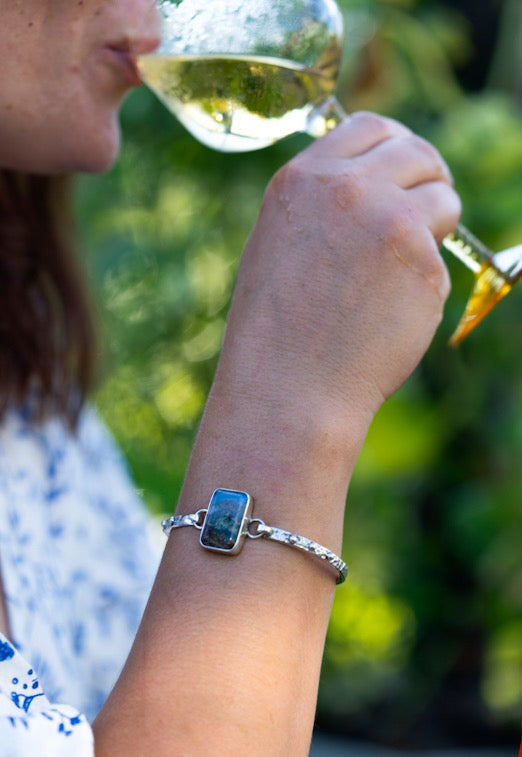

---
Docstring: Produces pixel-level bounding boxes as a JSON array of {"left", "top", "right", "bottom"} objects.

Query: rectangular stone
[{"left": 200, "top": 488, "right": 253, "bottom": 554}]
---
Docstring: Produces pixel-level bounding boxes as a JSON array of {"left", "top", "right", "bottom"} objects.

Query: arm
[{"left": 93, "top": 113, "right": 461, "bottom": 756}]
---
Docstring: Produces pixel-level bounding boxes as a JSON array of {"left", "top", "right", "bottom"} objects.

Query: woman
[{"left": 0, "top": 1, "right": 461, "bottom": 754}]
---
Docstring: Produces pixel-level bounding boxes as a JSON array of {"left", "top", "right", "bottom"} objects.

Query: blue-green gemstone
[{"left": 200, "top": 489, "right": 249, "bottom": 552}]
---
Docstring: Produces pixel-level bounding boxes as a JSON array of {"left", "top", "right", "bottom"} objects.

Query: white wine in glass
[{"left": 138, "top": 0, "right": 522, "bottom": 345}]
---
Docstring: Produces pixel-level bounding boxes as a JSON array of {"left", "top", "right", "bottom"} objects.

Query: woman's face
[{"left": 0, "top": 1, "right": 160, "bottom": 174}]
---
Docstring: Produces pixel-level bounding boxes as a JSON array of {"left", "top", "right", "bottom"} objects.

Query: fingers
[
  {"left": 355, "top": 133, "right": 453, "bottom": 189},
  {"left": 303, "top": 111, "right": 412, "bottom": 159},
  {"left": 304, "top": 112, "right": 453, "bottom": 194},
  {"left": 406, "top": 181, "right": 462, "bottom": 244}
]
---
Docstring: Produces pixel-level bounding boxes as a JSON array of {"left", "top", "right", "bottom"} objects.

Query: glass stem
[
  {"left": 306, "top": 95, "right": 346, "bottom": 137},
  {"left": 441, "top": 224, "right": 496, "bottom": 273}
]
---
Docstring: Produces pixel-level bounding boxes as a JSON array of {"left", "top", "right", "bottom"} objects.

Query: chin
[
  {"left": 1, "top": 112, "right": 123, "bottom": 176},
  {"left": 75, "top": 118, "right": 122, "bottom": 174},
  {"left": 79, "top": 142, "right": 121, "bottom": 174}
]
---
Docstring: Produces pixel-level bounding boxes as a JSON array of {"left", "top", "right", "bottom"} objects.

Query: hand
[{"left": 217, "top": 112, "right": 461, "bottom": 427}]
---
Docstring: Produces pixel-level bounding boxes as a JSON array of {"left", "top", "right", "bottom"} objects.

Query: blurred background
[{"left": 75, "top": 0, "right": 522, "bottom": 750}]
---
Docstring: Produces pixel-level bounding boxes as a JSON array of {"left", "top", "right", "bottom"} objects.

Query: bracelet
[{"left": 162, "top": 488, "right": 347, "bottom": 585}]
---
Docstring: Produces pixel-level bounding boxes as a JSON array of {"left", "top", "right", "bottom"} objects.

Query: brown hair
[{"left": 0, "top": 170, "right": 96, "bottom": 427}]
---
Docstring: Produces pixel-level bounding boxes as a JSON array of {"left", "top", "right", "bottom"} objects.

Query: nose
[
  {"left": 132, "top": 33, "right": 161, "bottom": 55},
  {"left": 132, "top": 2, "right": 162, "bottom": 55}
]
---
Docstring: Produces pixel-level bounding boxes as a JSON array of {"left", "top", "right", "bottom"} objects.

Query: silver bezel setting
[{"left": 199, "top": 488, "right": 253, "bottom": 555}]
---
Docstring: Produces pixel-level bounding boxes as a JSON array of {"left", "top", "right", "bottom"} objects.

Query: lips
[
  {"left": 104, "top": 29, "right": 161, "bottom": 86},
  {"left": 104, "top": 45, "right": 144, "bottom": 87}
]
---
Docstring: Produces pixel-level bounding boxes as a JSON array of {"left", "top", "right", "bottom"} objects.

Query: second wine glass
[{"left": 137, "top": 0, "right": 522, "bottom": 345}]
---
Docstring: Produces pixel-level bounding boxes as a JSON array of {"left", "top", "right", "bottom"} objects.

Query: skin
[
  {"left": 0, "top": 1, "right": 461, "bottom": 754},
  {"left": 0, "top": 0, "right": 160, "bottom": 173}
]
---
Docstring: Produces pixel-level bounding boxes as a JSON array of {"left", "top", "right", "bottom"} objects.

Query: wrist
[
  {"left": 216, "top": 256, "right": 387, "bottom": 430},
  {"left": 177, "top": 373, "right": 373, "bottom": 550}
]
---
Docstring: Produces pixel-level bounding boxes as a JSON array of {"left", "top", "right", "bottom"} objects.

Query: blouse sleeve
[{"left": 0, "top": 634, "right": 94, "bottom": 757}]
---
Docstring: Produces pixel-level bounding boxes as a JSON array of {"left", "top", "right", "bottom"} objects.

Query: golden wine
[
  {"left": 449, "top": 263, "right": 513, "bottom": 346},
  {"left": 138, "top": 52, "right": 340, "bottom": 152}
]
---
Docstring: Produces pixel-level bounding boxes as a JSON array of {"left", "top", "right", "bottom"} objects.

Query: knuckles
[
  {"left": 344, "top": 111, "right": 391, "bottom": 138},
  {"left": 268, "top": 157, "right": 309, "bottom": 198},
  {"left": 265, "top": 135, "right": 454, "bottom": 303},
  {"left": 346, "top": 111, "right": 411, "bottom": 141},
  {"left": 373, "top": 201, "right": 451, "bottom": 300},
  {"left": 269, "top": 154, "right": 367, "bottom": 211},
  {"left": 403, "top": 134, "right": 452, "bottom": 182},
  {"left": 375, "top": 202, "right": 428, "bottom": 262},
  {"left": 404, "top": 134, "right": 442, "bottom": 163},
  {"left": 378, "top": 201, "right": 424, "bottom": 247}
]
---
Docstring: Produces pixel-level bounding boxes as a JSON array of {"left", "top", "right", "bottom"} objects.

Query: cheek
[
  {"left": 67, "top": 59, "right": 132, "bottom": 171},
  {"left": 59, "top": 97, "right": 123, "bottom": 173},
  {"left": 43, "top": 59, "right": 128, "bottom": 173},
  {"left": 9, "top": 92, "right": 124, "bottom": 174}
]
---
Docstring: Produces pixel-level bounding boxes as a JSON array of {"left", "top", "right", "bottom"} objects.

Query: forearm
[
  {"left": 93, "top": 379, "right": 370, "bottom": 756},
  {"left": 93, "top": 112, "right": 460, "bottom": 755}
]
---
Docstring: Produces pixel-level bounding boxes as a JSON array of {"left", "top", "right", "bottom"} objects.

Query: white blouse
[{"left": 0, "top": 405, "right": 161, "bottom": 755}]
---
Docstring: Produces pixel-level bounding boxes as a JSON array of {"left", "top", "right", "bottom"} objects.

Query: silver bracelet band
[{"left": 162, "top": 488, "right": 347, "bottom": 585}]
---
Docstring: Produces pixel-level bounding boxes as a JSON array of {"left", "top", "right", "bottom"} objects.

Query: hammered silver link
[
  {"left": 259, "top": 526, "right": 347, "bottom": 584},
  {"left": 162, "top": 509, "right": 207, "bottom": 535}
]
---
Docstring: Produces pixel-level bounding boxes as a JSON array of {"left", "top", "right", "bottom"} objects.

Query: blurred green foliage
[{"left": 76, "top": 0, "right": 522, "bottom": 747}]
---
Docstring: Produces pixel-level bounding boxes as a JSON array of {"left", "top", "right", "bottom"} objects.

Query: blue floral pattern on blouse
[{"left": 0, "top": 405, "right": 161, "bottom": 755}]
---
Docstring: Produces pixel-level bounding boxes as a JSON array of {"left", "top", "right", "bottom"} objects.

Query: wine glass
[{"left": 136, "top": 0, "right": 522, "bottom": 345}]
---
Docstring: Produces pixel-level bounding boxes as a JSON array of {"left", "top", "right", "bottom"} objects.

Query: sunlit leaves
[
  {"left": 154, "top": 361, "right": 206, "bottom": 427},
  {"left": 482, "top": 622, "right": 522, "bottom": 716},
  {"left": 328, "top": 583, "right": 416, "bottom": 664},
  {"left": 354, "top": 393, "right": 445, "bottom": 479}
]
